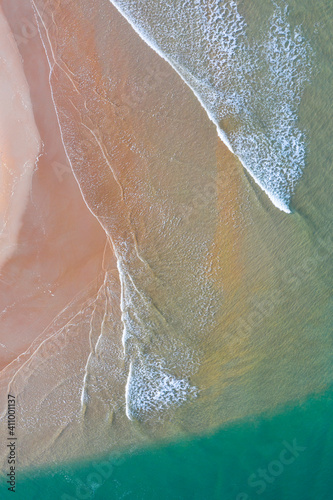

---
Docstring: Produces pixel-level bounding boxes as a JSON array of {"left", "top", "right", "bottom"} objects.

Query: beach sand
[{"left": 0, "top": 0, "right": 108, "bottom": 374}]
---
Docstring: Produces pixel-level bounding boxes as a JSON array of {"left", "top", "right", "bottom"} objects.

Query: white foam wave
[
  {"left": 115, "top": 241, "right": 205, "bottom": 422},
  {"left": 125, "top": 357, "right": 198, "bottom": 421},
  {"left": 108, "top": 0, "right": 313, "bottom": 212}
]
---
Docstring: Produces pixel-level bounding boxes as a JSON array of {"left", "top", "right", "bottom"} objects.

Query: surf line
[{"left": 107, "top": 0, "right": 292, "bottom": 214}]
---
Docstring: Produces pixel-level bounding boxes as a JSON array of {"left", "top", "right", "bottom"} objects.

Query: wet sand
[{"left": 0, "top": 0, "right": 108, "bottom": 373}]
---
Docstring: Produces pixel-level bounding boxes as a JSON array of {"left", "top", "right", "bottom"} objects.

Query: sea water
[{"left": 0, "top": 0, "right": 331, "bottom": 497}]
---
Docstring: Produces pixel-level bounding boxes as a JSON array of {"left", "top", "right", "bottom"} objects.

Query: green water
[{"left": 2, "top": 386, "right": 332, "bottom": 500}]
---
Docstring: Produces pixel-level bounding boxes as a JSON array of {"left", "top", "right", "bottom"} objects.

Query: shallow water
[{"left": 109, "top": 0, "right": 320, "bottom": 212}]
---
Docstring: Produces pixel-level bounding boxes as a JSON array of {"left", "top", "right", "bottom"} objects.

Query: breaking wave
[{"left": 109, "top": 0, "right": 313, "bottom": 212}]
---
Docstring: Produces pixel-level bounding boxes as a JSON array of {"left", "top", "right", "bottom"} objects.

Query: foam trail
[
  {"left": 117, "top": 247, "right": 201, "bottom": 422},
  {"left": 108, "top": 0, "right": 313, "bottom": 213}
]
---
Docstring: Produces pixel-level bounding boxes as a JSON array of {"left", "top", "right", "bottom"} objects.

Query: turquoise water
[{"left": 2, "top": 386, "right": 332, "bottom": 499}]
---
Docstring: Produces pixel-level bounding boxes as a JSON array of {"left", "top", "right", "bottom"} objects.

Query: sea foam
[
  {"left": 116, "top": 237, "right": 208, "bottom": 422},
  {"left": 108, "top": 0, "right": 313, "bottom": 212},
  {"left": 125, "top": 357, "right": 198, "bottom": 421}
]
